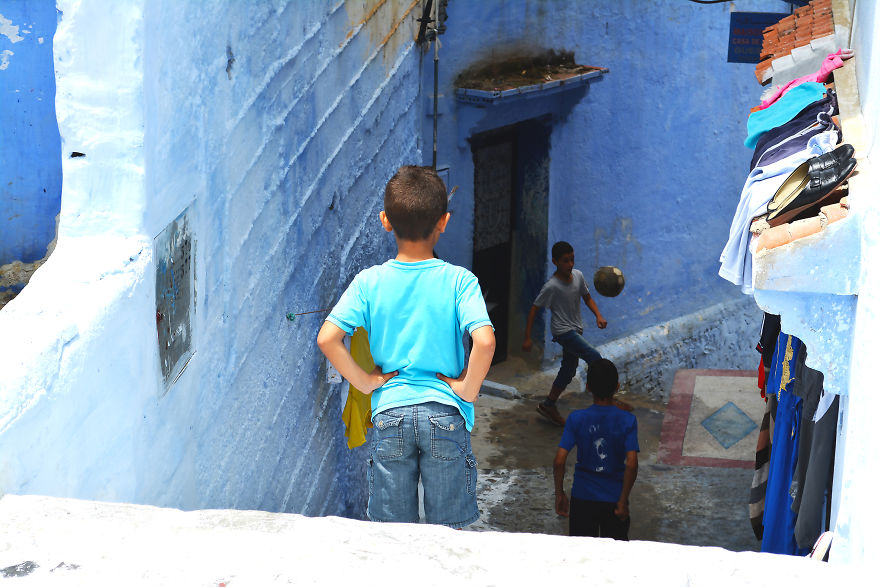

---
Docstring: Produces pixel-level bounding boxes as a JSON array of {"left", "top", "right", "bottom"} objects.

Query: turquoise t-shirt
[
  {"left": 745, "top": 82, "right": 826, "bottom": 149},
  {"left": 326, "top": 259, "right": 492, "bottom": 430}
]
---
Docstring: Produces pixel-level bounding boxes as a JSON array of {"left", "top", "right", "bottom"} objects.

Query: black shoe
[
  {"left": 807, "top": 143, "right": 855, "bottom": 174},
  {"left": 767, "top": 158, "right": 857, "bottom": 227}
]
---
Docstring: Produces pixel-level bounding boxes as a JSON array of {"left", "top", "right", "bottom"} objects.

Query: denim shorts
[{"left": 367, "top": 402, "right": 479, "bottom": 528}]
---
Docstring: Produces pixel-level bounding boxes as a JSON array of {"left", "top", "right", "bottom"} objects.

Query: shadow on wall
[{"left": 0, "top": 215, "right": 58, "bottom": 311}]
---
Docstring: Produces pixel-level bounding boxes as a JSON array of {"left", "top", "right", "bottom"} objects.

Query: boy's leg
[
  {"left": 556, "top": 330, "right": 601, "bottom": 365},
  {"left": 568, "top": 497, "right": 601, "bottom": 537},
  {"left": 418, "top": 402, "right": 480, "bottom": 529},
  {"left": 597, "top": 502, "right": 630, "bottom": 541},
  {"left": 536, "top": 344, "right": 578, "bottom": 426},
  {"left": 367, "top": 407, "right": 420, "bottom": 523},
  {"left": 551, "top": 330, "right": 637, "bottom": 411}
]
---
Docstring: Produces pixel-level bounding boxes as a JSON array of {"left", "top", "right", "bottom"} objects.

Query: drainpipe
[
  {"left": 432, "top": 0, "right": 440, "bottom": 170},
  {"left": 417, "top": 0, "right": 445, "bottom": 170}
]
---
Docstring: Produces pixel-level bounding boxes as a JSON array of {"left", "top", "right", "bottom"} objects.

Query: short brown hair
[{"left": 383, "top": 165, "right": 447, "bottom": 241}]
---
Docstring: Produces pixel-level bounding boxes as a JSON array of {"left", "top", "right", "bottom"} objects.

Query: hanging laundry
[
  {"left": 751, "top": 91, "right": 838, "bottom": 171},
  {"left": 749, "top": 393, "right": 778, "bottom": 540},
  {"left": 745, "top": 82, "right": 826, "bottom": 149},
  {"left": 719, "top": 130, "right": 837, "bottom": 293},
  {"left": 789, "top": 349, "right": 838, "bottom": 550},
  {"left": 341, "top": 327, "right": 375, "bottom": 449},
  {"left": 812, "top": 374, "right": 838, "bottom": 423},
  {"left": 756, "top": 313, "right": 782, "bottom": 397},
  {"left": 761, "top": 333, "right": 808, "bottom": 556},
  {"left": 757, "top": 49, "right": 853, "bottom": 111},
  {"left": 750, "top": 313, "right": 781, "bottom": 540}
]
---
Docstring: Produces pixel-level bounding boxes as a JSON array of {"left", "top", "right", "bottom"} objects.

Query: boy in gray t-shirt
[{"left": 522, "top": 241, "right": 607, "bottom": 426}]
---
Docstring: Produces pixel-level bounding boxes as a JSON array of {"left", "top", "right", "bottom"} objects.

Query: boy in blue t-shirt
[
  {"left": 553, "top": 359, "right": 639, "bottom": 539},
  {"left": 317, "top": 165, "right": 495, "bottom": 528}
]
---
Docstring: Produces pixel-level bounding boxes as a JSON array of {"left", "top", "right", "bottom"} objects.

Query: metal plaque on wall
[{"left": 155, "top": 209, "right": 195, "bottom": 391}]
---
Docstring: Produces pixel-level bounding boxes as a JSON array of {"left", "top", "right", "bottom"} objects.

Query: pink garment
[{"left": 758, "top": 49, "right": 853, "bottom": 110}]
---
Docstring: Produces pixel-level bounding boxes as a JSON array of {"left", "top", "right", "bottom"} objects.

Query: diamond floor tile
[{"left": 701, "top": 401, "right": 758, "bottom": 449}]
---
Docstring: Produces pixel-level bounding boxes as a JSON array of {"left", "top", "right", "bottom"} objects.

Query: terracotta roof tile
[
  {"left": 754, "top": 0, "right": 835, "bottom": 83},
  {"left": 751, "top": 187, "right": 850, "bottom": 253},
  {"left": 819, "top": 201, "right": 848, "bottom": 223}
]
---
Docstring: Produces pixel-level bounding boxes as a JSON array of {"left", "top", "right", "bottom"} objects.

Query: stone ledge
[{"left": 0, "top": 494, "right": 849, "bottom": 585}]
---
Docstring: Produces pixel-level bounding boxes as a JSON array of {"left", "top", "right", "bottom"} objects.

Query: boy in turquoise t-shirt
[{"left": 317, "top": 165, "right": 495, "bottom": 528}]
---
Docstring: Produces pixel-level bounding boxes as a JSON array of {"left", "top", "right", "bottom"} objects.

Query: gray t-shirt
[{"left": 534, "top": 269, "right": 589, "bottom": 336}]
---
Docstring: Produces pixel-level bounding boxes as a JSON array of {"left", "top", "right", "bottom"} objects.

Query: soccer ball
[{"left": 593, "top": 266, "right": 625, "bottom": 297}]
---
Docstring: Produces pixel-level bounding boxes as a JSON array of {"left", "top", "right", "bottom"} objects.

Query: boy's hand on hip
[
  {"left": 555, "top": 492, "right": 570, "bottom": 517},
  {"left": 365, "top": 366, "right": 398, "bottom": 393},
  {"left": 596, "top": 316, "right": 608, "bottom": 329},
  {"left": 436, "top": 368, "right": 475, "bottom": 402}
]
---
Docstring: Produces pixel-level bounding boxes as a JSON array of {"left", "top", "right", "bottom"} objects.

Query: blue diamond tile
[{"left": 701, "top": 401, "right": 757, "bottom": 449}]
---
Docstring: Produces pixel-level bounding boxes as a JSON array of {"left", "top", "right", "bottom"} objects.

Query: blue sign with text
[{"left": 728, "top": 12, "right": 788, "bottom": 64}]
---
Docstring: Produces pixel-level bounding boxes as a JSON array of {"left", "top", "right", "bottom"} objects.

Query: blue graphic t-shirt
[
  {"left": 559, "top": 405, "right": 639, "bottom": 502},
  {"left": 326, "top": 259, "right": 492, "bottom": 430}
]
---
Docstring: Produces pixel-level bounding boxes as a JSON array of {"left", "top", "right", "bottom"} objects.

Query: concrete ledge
[
  {"left": 0, "top": 494, "right": 847, "bottom": 585},
  {"left": 479, "top": 379, "right": 521, "bottom": 400},
  {"left": 596, "top": 298, "right": 763, "bottom": 401}
]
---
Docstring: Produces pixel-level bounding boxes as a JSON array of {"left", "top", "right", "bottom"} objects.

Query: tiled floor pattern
[{"left": 659, "top": 370, "right": 763, "bottom": 469}]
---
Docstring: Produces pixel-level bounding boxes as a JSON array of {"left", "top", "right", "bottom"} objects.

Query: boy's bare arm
[
  {"left": 614, "top": 450, "right": 638, "bottom": 520},
  {"left": 522, "top": 305, "right": 539, "bottom": 351},
  {"left": 436, "top": 324, "right": 495, "bottom": 403},
  {"left": 583, "top": 293, "right": 607, "bottom": 329},
  {"left": 553, "top": 448, "right": 570, "bottom": 517},
  {"left": 317, "top": 321, "right": 397, "bottom": 394}
]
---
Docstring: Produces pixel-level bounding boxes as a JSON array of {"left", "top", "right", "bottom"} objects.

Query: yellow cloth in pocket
[{"left": 342, "top": 327, "right": 375, "bottom": 449}]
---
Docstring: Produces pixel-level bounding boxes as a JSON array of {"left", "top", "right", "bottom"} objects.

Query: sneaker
[{"left": 536, "top": 402, "right": 565, "bottom": 427}]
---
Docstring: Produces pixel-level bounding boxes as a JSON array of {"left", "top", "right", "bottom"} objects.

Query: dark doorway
[{"left": 471, "top": 118, "right": 550, "bottom": 364}]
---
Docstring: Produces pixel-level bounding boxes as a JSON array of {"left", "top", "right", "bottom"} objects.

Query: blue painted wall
[
  {"left": 0, "top": 0, "right": 422, "bottom": 520},
  {"left": 1, "top": 0, "right": 790, "bottom": 519},
  {"left": 427, "top": 0, "right": 790, "bottom": 356},
  {"left": 0, "top": 1, "right": 61, "bottom": 265}
]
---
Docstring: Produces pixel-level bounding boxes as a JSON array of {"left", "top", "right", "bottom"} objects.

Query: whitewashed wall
[
  {"left": 829, "top": 0, "right": 880, "bottom": 565},
  {"left": 0, "top": 0, "right": 422, "bottom": 517}
]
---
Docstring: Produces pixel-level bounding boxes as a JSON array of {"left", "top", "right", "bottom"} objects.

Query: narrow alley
[{"left": 468, "top": 357, "right": 759, "bottom": 552}]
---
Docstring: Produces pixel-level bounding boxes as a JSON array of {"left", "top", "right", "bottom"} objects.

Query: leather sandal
[{"left": 536, "top": 403, "right": 565, "bottom": 427}]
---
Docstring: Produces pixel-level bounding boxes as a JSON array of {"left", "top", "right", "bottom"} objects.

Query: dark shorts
[{"left": 569, "top": 497, "right": 630, "bottom": 540}]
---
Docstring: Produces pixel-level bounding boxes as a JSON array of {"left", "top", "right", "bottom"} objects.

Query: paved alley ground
[{"left": 466, "top": 357, "right": 760, "bottom": 552}]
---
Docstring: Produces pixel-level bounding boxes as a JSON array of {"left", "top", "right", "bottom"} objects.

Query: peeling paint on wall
[
  {"left": 0, "top": 13, "right": 25, "bottom": 43},
  {"left": 343, "top": 0, "right": 419, "bottom": 67}
]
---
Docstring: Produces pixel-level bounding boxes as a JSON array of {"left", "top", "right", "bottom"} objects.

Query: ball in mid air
[{"left": 593, "top": 266, "right": 625, "bottom": 297}]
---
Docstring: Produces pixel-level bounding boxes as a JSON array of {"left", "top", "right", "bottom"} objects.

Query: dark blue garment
[
  {"left": 559, "top": 405, "right": 639, "bottom": 503},
  {"left": 751, "top": 91, "right": 838, "bottom": 171},
  {"left": 761, "top": 333, "right": 809, "bottom": 556}
]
